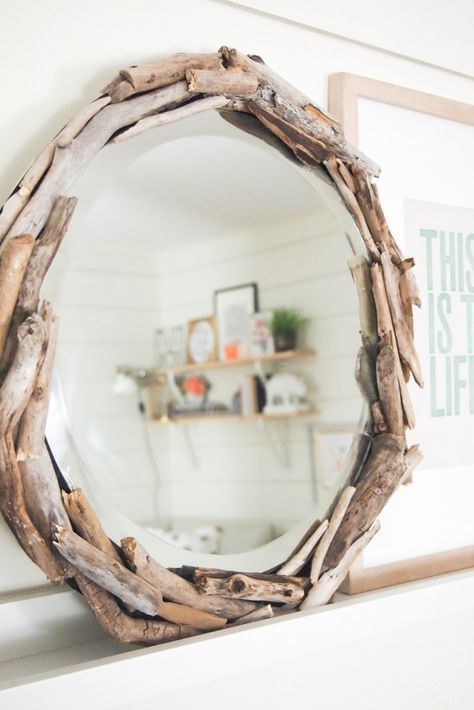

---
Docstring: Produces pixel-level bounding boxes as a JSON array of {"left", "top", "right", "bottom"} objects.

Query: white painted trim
[{"left": 1, "top": 570, "right": 473, "bottom": 709}]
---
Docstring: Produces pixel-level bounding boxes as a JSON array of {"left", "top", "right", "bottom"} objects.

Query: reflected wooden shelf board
[
  {"left": 149, "top": 410, "right": 317, "bottom": 426},
  {"left": 149, "top": 348, "right": 316, "bottom": 376}
]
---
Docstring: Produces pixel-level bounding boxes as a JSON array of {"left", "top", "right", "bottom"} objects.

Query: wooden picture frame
[
  {"left": 187, "top": 316, "right": 217, "bottom": 365},
  {"left": 0, "top": 48, "right": 424, "bottom": 647},
  {"left": 328, "top": 72, "right": 474, "bottom": 594}
]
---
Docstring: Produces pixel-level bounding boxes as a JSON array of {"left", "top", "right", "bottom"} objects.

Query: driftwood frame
[{"left": 0, "top": 48, "right": 422, "bottom": 645}]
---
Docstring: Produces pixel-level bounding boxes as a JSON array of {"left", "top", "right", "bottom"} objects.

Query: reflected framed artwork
[{"left": 214, "top": 282, "right": 258, "bottom": 360}]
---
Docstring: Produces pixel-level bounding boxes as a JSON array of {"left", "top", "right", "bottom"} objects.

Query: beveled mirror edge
[{"left": 0, "top": 47, "right": 422, "bottom": 645}]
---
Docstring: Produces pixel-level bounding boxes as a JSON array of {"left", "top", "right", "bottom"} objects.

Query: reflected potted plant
[{"left": 270, "top": 308, "right": 307, "bottom": 352}]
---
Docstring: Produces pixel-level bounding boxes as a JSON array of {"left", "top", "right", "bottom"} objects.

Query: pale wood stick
[
  {"left": 53, "top": 525, "right": 164, "bottom": 616},
  {"left": 301, "top": 521, "right": 381, "bottom": 609},
  {"left": 277, "top": 519, "right": 329, "bottom": 576},
  {"left": 17, "top": 303, "right": 58, "bottom": 460},
  {"left": 372, "top": 401, "right": 387, "bottom": 433},
  {"left": 75, "top": 574, "right": 199, "bottom": 645},
  {"left": 325, "top": 158, "right": 380, "bottom": 261},
  {"left": 309, "top": 486, "right": 356, "bottom": 583},
  {"left": 118, "top": 53, "right": 223, "bottom": 94},
  {"left": 16, "top": 196, "right": 77, "bottom": 315},
  {"left": 1, "top": 196, "right": 77, "bottom": 378},
  {"left": 376, "top": 345, "right": 404, "bottom": 439},
  {"left": 21, "top": 449, "right": 73, "bottom": 538},
  {"left": 62, "top": 487, "right": 121, "bottom": 561},
  {"left": 57, "top": 97, "right": 111, "bottom": 148},
  {"left": 0, "top": 437, "right": 68, "bottom": 583},
  {"left": 0, "top": 315, "right": 66, "bottom": 582},
  {"left": 0, "top": 315, "right": 46, "bottom": 430},
  {"left": 336, "top": 159, "right": 357, "bottom": 193},
  {"left": 113, "top": 96, "right": 230, "bottom": 144},
  {"left": 351, "top": 169, "right": 394, "bottom": 255},
  {"left": 194, "top": 571, "right": 308, "bottom": 606},
  {"left": 5, "top": 82, "right": 190, "bottom": 241},
  {"left": 372, "top": 263, "right": 416, "bottom": 428},
  {"left": 230, "top": 605, "right": 273, "bottom": 627},
  {"left": 121, "top": 537, "right": 257, "bottom": 620},
  {"left": 399, "top": 444, "right": 423, "bottom": 487},
  {"left": 107, "top": 79, "right": 137, "bottom": 103},
  {"left": 324, "top": 434, "right": 406, "bottom": 568},
  {"left": 0, "top": 146, "right": 56, "bottom": 242},
  {"left": 355, "top": 345, "right": 378, "bottom": 408},
  {"left": 380, "top": 250, "right": 423, "bottom": 387},
  {"left": 157, "top": 601, "right": 226, "bottom": 631},
  {"left": 63, "top": 485, "right": 136, "bottom": 608},
  {"left": 186, "top": 68, "right": 258, "bottom": 96},
  {"left": 348, "top": 254, "right": 378, "bottom": 348},
  {"left": 0, "top": 235, "right": 35, "bottom": 359}
]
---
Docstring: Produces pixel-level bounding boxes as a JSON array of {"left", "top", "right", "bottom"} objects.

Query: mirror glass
[{"left": 44, "top": 111, "right": 365, "bottom": 565}]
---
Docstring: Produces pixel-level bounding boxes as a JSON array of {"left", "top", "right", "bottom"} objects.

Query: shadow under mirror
[{"left": 43, "top": 110, "right": 366, "bottom": 568}]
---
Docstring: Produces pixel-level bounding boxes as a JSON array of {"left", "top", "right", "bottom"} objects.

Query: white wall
[{"left": 145, "top": 212, "right": 360, "bottom": 532}]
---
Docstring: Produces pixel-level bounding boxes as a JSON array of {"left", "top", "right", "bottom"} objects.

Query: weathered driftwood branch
[
  {"left": 310, "top": 486, "right": 356, "bottom": 583},
  {"left": 0, "top": 315, "right": 66, "bottom": 581},
  {"left": 325, "top": 158, "right": 380, "bottom": 261},
  {"left": 0, "top": 196, "right": 76, "bottom": 379},
  {"left": 0, "top": 235, "right": 35, "bottom": 360},
  {"left": 324, "top": 435, "right": 406, "bottom": 568},
  {"left": 16, "top": 196, "right": 77, "bottom": 316},
  {"left": 75, "top": 574, "right": 199, "bottom": 645},
  {"left": 348, "top": 255, "right": 378, "bottom": 349},
  {"left": 371, "top": 262, "right": 415, "bottom": 428},
  {"left": 380, "top": 251, "right": 423, "bottom": 387},
  {"left": 187, "top": 68, "right": 259, "bottom": 97},
  {"left": 230, "top": 605, "right": 274, "bottom": 627},
  {"left": 62, "top": 487, "right": 121, "bottom": 561},
  {"left": 53, "top": 525, "right": 164, "bottom": 615},
  {"left": 376, "top": 345, "right": 404, "bottom": 439},
  {"left": 113, "top": 95, "right": 231, "bottom": 144},
  {"left": 115, "top": 53, "right": 224, "bottom": 96},
  {"left": 16, "top": 303, "right": 57, "bottom": 460},
  {"left": 301, "top": 521, "right": 381, "bottom": 609},
  {"left": 14, "top": 307, "right": 71, "bottom": 568},
  {"left": 194, "top": 570, "right": 308, "bottom": 606},
  {"left": 121, "top": 537, "right": 256, "bottom": 620},
  {"left": 399, "top": 444, "right": 423, "bottom": 487},
  {"left": 278, "top": 519, "right": 329, "bottom": 576}
]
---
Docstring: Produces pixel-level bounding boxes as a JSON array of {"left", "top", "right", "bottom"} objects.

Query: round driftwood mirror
[{"left": 0, "top": 48, "right": 422, "bottom": 644}]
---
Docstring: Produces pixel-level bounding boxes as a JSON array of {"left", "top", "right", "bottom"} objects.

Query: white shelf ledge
[{"left": 1, "top": 570, "right": 473, "bottom": 708}]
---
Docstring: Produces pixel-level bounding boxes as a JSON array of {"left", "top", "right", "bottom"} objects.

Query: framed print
[
  {"left": 328, "top": 73, "right": 474, "bottom": 593},
  {"left": 214, "top": 283, "right": 259, "bottom": 360},
  {"left": 249, "top": 311, "right": 274, "bottom": 357},
  {"left": 187, "top": 317, "right": 216, "bottom": 365},
  {"left": 312, "top": 426, "right": 356, "bottom": 490}
]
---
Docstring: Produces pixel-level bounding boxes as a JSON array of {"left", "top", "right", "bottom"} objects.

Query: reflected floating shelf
[
  {"left": 150, "top": 348, "right": 316, "bottom": 376},
  {"left": 149, "top": 410, "right": 317, "bottom": 426}
]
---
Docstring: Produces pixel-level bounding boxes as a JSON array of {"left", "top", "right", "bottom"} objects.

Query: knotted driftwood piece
[{"left": 0, "top": 47, "right": 423, "bottom": 647}]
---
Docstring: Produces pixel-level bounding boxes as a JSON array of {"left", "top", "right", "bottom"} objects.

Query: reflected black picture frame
[{"left": 214, "top": 282, "right": 259, "bottom": 360}]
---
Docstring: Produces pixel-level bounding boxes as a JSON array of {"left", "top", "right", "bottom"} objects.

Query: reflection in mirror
[{"left": 44, "top": 111, "right": 365, "bottom": 561}]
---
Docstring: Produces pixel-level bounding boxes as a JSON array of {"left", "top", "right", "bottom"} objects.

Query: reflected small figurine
[{"left": 263, "top": 373, "right": 310, "bottom": 414}]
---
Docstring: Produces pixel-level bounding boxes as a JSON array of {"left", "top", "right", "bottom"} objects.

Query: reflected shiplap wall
[{"left": 52, "top": 209, "right": 361, "bottom": 531}]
